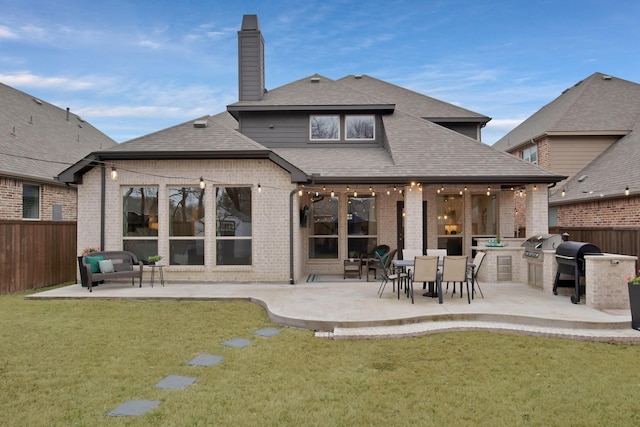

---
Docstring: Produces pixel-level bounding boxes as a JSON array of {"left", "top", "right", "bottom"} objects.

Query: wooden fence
[
  {"left": 0, "top": 221, "right": 77, "bottom": 295},
  {"left": 549, "top": 226, "right": 640, "bottom": 263}
]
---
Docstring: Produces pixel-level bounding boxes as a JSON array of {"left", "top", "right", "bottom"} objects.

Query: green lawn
[{"left": 2, "top": 286, "right": 640, "bottom": 426}]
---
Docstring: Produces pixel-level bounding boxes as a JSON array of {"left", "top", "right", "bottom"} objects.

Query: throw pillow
[
  {"left": 98, "top": 259, "right": 115, "bottom": 274},
  {"left": 85, "top": 255, "right": 104, "bottom": 273}
]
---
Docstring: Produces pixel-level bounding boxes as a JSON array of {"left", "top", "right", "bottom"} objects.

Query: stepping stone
[
  {"left": 187, "top": 354, "right": 224, "bottom": 367},
  {"left": 222, "top": 338, "right": 251, "bottom": 348},
  {"left": 255, "top": 327, "right": 281, "bottom": 337},
  {"left": 155, "top": 375, "right": 197, "bottom": 390},
  {"left": 107, "top": 400, "right": 161, "bottom": 417}
]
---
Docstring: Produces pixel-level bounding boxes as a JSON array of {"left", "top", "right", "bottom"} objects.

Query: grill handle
[{"left": 555, "top": 254, "right": 574, "bottom": 260}]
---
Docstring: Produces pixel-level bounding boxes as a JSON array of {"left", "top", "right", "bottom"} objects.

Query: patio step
[{"left": 316, "top": 320, "right": 640, "bottom": 344}]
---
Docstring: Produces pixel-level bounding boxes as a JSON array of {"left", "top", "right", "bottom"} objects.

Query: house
[
  {"left": 493, "top": 72, "right": 640, "bottom": 230},
  {"left": 0, "top": 82, "right": 116, "bottom": 221},
  {"left": 59, "top": 15, "right": 563, "bottom": 284}
]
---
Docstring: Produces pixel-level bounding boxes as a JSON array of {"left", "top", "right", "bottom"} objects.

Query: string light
[
  {"left": 561, "top": 188, "right": 566, "bottom": 197},
  {"left": 330, "top": 190, "right": 335, "bottom": 197},
  {"left": 199, "top": 177, "right": 205, "bottom": 189},
  {"left": 110, "top": 166, "right": 117, "bottom": 180},
  {"left": 258, "top": 183, "right": 262, "bottom": 193},
  {"left": 625, "top": 186, "right": 630, "bottom": 196},
  {"left": 298, "top": 189, "right": 303, "bottom": 196},
  {"left": 487, "top": 186, "right": 491, "bottom": 196},
  {"left": 354, "top": 191, "right": 358, "bottom": 197}
]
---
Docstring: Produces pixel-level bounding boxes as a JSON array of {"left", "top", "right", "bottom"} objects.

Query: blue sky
[{"left": 1, "top": 0, "right": 639, "bottom": 144}]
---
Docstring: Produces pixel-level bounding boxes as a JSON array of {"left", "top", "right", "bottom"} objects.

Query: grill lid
[
  {"left": 555, "top": 241, "right": 602, "bottom": 260},
  {"left": 521, "top": 234, "right": 563, "bottom": 250}
]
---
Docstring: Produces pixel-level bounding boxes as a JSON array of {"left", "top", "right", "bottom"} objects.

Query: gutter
[{"left": 100, "top": 164, "right": 106, "bottom": 250}]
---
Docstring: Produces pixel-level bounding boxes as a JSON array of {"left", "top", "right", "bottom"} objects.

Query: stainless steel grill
[{"left": 521, "top": 234, "right": 563, "bottom": 289}]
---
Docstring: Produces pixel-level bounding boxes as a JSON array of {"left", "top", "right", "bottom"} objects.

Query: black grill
[{"left": 554, "top": 241, "right": 602, "bottom": 304}]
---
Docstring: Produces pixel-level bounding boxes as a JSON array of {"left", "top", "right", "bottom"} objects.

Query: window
[
  {"left": 122, "top": 187, "right": 158, "bottom": 262},
  {"left": 22, "top": 184, "right": 40, "bottom": 219},
  {"left": 308, "top": 194, "right": 339, "bottom": 259},
  {"left": 522, "top": 145, "right": 538, "bottom": 164},
  {"left": 437, "top": 194, "right": 463, "bottom": 255},
  {"left": 471, "top": 194, "right": 497, "bottom": 235},
  {"left": 347, "top": 195, "right": 377, "bottom": 257},
  {"left": 310, "top": 115, "right": 339, "bottom": 140},
  {"left": 216, "top": 187, "right": 251, "bottom": 265},
  {"left": 169, "top": 187, "right": 205, "bottom": 265},
  {"left": 346, "top": 115, "right": 375, "bottom": 140}
]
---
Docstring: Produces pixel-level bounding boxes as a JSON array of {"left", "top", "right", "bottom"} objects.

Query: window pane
[
  {"left": 437, "top": 195, "right": 463, "bottom": 235},
  {"left": 123, "top": 187, "right": 158, "bottom": 236},
  {"left": 471, "top": 194, "right": 497, "bottom": 235},
  {"left": 216, "top": 240, "right": 251, "bottom": 265},
  {"left": 309, "top": 237, "right": 338, "bottom": 259},
  {"left": 310, "top": 115, "right": 339, "bottom": 140},
  {"left": 346, "top": 115, "right": 374, "bottom": 139},
  {"left": 309, "top": 195, "right": 338, "bottom": 236},
  {"left": 123, "top": 240, "right": 158, "bottom": 264},
  {"left": 22, "top": 184, "right": 40, "bottom": 219},
  {"left": 348, "top": 238, "right": 377, "bottom": 258},
  {"left": 170, "top": 240, "right": 204, "bottom": 265},
  {"left": 216, "top": 187, "right": 251, "bottom": 237},
  {"left": 348, "top": 196, "right": 377, "bottom": 235},
  {"left": 169, "top": 187, "right": 205, "bottom": 237}
]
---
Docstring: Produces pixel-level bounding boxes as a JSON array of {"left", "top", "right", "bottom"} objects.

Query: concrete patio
[{"left": 26, "top": 276, "right": 640, "bottom": 343}]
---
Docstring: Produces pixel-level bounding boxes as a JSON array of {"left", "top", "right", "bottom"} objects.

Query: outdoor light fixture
[
  {"left": 372, "top": 190, "right": 375, "bottom": 196},
  {"left": 330, "top": 190, "right": 335, "bottom": 197},
  {"left": 258, "top": 183, "right": 262, "bottom": 193},
  {"left": 625, "top": 186, "right": 630, "bottom": 196},
  {"left": 354, "top": 191, "right": 358, "bottom": 197},
  {"left": 199, "top": 177, "right": 205, "bottom": 189},
  {"left": 487, "top": 186, "right": 491, "bottom": 196},
  {"left": 110, "top": 166, "right": 117, "bottom": 180},
  {"left": 533, "top": 185, "right": 537, "bottom": 191},
  {"left": 298, "top": 189, "right": 303, "bottom": 197},
  {"left": 562, "top": 188, "right": 566, "bottom": 197},
  {"left": 386, "top": 190, "right": 390, "bottom": 195}
]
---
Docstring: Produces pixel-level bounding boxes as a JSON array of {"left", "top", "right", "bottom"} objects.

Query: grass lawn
[{"left": 2, "top": 286, "right": 640, "bottom": 426}]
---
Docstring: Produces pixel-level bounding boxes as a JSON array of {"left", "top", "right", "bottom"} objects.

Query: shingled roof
[
  {"left": 0, "top": 82, "right": 116, "bottom": 183},
  {"left": 493, "top": 72, "right": 640, "bottom": 152}
]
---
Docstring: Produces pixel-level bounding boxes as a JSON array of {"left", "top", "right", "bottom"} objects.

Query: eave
[{"left": 227, "top": 104, "right": 396, "bottom": 119}]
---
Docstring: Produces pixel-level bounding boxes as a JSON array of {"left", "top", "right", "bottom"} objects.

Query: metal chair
[
  {"left": 441, "top": 255, "right": 471, "bottom": 304},
  {"left": 362, "top": 244, "right": 390, "bottom": 281},
  {"left": 377, "top": 249, "right": 405, "bottom": 297},
  {"left": 469, "top": 251, "right": 485, "bottom": 298},
  {"left": 426, "top": 248, "right": 447, "bottom": 263},
  {"left": 409, "top": 256, "right": 441, "bottom": 304}
]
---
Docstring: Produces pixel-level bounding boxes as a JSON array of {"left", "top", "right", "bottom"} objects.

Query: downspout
[{"left": 100, "top": 164, "right": 106, "bottom": 250}]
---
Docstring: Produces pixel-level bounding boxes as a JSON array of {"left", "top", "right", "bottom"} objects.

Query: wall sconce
[
  {"left": 199, "top": 177, "right": 205, "bottom": 189},
  {"left": 110, "top": 166, "right": 117, "bottom": 180}
]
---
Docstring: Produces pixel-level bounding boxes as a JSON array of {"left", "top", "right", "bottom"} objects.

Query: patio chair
[
  {"left": 377, "top": 249, "right": 405, "bottom": 297},
  {"left": 362, "top": 244, "right": 390, "bottom": 281},
  {"left": 441, "top": 255, "right": 471, "bottom": 304},
  {"left": 469, "top": 251, "right": 486, "bottom": 298},
  {"left": 426, "top": 249, "right": 447, "bottom": 263},
  {"left": 409, "top": 256, "right": 441, "bottom": 304},
  {"left": 403, "top": 249, "right": 424, "bottom": 288}
]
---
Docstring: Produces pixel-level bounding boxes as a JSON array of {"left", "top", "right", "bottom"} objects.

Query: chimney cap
[{"left": 241, "top": 15, "right": 260, "bottom": 31}]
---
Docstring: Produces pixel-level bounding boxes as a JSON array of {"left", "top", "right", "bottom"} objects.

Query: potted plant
[
  {"left": 147, "top": 255, "right": 163, "bottom": 265},
  {"left": 627, "top": 270, "right": 640, "bottom": 330},
  {"left": 348, "top": 251, "right": 357, "bottom": 262}
]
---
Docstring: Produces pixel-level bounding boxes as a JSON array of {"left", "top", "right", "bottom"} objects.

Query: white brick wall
[{"left": 585, "top": 254, "right": 637, "bottom": 310}]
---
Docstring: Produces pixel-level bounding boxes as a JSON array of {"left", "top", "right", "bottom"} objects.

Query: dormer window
[
  {"left": 310, "top": 115, "right": 339, "bottom": 140},
  {"left": 346, "top": 115, "right": 374, "bottom": 140}
]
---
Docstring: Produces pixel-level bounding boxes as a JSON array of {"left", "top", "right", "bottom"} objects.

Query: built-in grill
[
  {"left": 554, "top": 241, "right": 602, "bottom": 304},
  {"left": 521, "top": 234, "right": 563, "bottom": 288},
  {"left": 521, "top": 234, "right": 563, "bottom": 260}
]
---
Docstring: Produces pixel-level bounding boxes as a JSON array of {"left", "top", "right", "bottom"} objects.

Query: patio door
[{"left": 396, "top": 201, "right": 427, "bottom": 259}]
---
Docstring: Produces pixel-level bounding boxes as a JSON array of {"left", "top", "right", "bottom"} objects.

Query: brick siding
[{"left": 0, "top": 176, "right": 77, "bottom": 221}]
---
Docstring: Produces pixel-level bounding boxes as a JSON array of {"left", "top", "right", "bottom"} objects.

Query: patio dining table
[{"left": 392, "top": 258, "right": 476, "bottom": 299}]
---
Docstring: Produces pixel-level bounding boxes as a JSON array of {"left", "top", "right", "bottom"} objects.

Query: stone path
[{"left": 107, "top": 327, "right": 282, "bottom": 417}]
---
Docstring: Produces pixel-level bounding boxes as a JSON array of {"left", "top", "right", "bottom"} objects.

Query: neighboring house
[
  {"left": 60, "top": 15, "right": 563, "bottom": 283},
  {"left": 0, "top": 82, "right": 117, "bottom": 221},
  {"left": 493, "top": 72, "right": 640, "bottom": 230}
]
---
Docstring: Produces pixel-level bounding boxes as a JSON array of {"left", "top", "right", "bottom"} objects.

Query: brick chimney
[{"left": 238, "top": 14, "right": 265, "bottom": 101}]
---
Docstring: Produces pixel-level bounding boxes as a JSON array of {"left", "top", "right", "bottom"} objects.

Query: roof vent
[
  {"left": 354, "top": 75, "right": 362, "bottom": 79},
  {"left": 602, "top": 75, "right": 612, "bottom": 80},
  {"left": 33, "top": 98, "right": 42, "bottom": 105},
  {"left": 193, "top": 119, "right": 208, "bottom": 128},
  {"left": 310, "top": 77, "right": 320, "bottom": 83}
]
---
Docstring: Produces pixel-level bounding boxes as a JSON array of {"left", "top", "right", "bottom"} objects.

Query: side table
[
  {"left": 149, "top": 264, "right": 164, "bottom": 287},
  {"left": 344, "top": 259, "right": 361, "bottom": 279}
]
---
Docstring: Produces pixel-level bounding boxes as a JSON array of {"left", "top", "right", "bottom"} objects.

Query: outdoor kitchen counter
[{"left": 472, "top": 243, "right": 524, "bottom": 283}]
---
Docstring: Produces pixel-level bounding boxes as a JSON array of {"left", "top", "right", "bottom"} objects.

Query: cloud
[
  {"left": 0, "top": 72, "right": 96, "bottom": 90},
  {"left": 0, "top": 25, "right": 18, "bottom": 39}
]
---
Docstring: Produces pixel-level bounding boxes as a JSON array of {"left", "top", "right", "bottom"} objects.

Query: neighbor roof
[
  {"left": 0, "top": 82, "right": 116, "bottom": 183},
  {"left": 493, "top": 72, "right": 640, "bottom": 152}
]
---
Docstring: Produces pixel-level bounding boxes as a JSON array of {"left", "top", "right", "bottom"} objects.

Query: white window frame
[
  {"left": 310, "top": 115, "right": 340, "bottom": 141},
  {"left": 345, "top": 115, "right": 375, "bottom": 141},
  {"left": 522, "top": 145, "right": 538, "bottom": 164}
]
